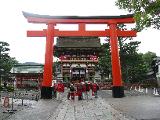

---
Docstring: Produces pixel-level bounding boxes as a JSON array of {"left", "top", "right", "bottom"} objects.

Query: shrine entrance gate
[{"left": 23, "top": 12, "right": 137, "bottom": 99}]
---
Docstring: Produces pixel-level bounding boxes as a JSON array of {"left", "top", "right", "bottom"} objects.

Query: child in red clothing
[{"left": 56, "top": 81, "right": 64, "bottom": 100}]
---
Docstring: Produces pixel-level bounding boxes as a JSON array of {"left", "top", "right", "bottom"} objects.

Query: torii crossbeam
[{"left": 23, "top": 11, "right": 137, "bottom": 99}]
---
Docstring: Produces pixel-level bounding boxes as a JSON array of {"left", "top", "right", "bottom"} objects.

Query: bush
[{"left": 6, "top": 85, "right": 14, "bottom": 92}]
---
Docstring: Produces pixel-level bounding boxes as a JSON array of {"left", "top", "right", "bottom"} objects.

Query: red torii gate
[{"left": 23, "top": 12, "right": 137, "bottom": 99}]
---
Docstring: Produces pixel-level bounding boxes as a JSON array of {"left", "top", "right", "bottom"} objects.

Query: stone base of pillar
[
  {"left": 112, "top": 86, "right": 124, "bottom": 98},
  {"left": 41, "top": 86, "right": 52, "bottom": 99}
]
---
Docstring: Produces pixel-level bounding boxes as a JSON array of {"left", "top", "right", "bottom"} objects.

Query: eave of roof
[
  {"left": 23, "top": 11, "right": 134, "bottom": 20},
  {"left": 14, "top": 64, "right": 44, "bottom": 67}
]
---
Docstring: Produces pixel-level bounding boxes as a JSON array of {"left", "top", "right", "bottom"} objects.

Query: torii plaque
[{"left": 23, "top": 11, "right": 137, "bottom": 99}]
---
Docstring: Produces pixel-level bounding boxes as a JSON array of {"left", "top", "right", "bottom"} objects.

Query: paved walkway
[
  {"left": 5, "top": 96, "right": 134, "bottom": 120},
  {"left": 2, "top": 89, "right": 160, "bottom": 120},
  {"left": 48, "top": 97, "right": 133, "bottom": 120}
]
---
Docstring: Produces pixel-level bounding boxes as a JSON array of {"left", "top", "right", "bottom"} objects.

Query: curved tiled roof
[{"left": 56, "top": 37, "right": 101, "bottom": 48}]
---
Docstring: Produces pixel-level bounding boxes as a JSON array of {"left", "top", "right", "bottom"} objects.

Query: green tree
[
  {"left": 0, "top": 41, "right": 18, "bottom": 85},
  {"left": 98, "top": 42, "right": 111, "bottom": 81},
  {"left": 142, "top": 51, "right": 157, "bottom": 71},
  {"left": 122, "top": 53, "right": 148, "bottom": 83},
  {"left": 116, "top": 0, "right": 160, "bottom": 31}
]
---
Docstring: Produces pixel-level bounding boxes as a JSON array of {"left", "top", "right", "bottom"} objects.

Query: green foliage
[
  {"left": 116, "top": 0, "right": 160, "bottom": 31},
  {"left": 142, "top": 51, "right": 157, "bottom": 70},
  {"left": 0, "top": 41, "right": 18, "bottom": 83},
  {"left": 0, "top": 85, "right": 14, "bottom": 92},
  {"left": 98, "top": 42, "right": 111, "bottom": 80},
  {"left": 6, "top": 85, "right": 14, "bottom": 92},
  {"left": 122, "top": 53, "right": 148, "bottom": 83}
]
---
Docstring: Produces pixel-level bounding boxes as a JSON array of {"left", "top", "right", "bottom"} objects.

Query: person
[
  {"left": 56, "top": 81, "right": 64, "bottom": 101},
  {"left": 67, "top": 83, "right": 71, "bottom": 100},
  {"left": 91, "top": 82, "right": 99, "bottom": 98},
  {"left": 69, "top": 84, "right": 75, "bottom": 100},
  {"left": 77, "top": 83, "right": 83, "bottom": 100},
  {"left": 85, "top": 82, "right": 91, "bottom": 99},
  {"left": 52, "top": 83, "right": 57, "bottom": 99},
  {"left": 82, "top": 82, "right": 86, "bottom": 99}
]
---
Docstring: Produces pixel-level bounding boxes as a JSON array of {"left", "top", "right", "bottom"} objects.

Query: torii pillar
[
  {"left": 109, "top": 23, "right": 123, "bottom": 97},
  {"left": 41, "top": 24, "right": 55, "bottom": 99},
  {"left": 23, "top": 11, "right": 137, "bottom": 99}
]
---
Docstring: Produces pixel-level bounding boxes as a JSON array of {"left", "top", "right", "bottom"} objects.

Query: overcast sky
[{"left": 0, "top": 0, "right": 159, "bottom": 63}]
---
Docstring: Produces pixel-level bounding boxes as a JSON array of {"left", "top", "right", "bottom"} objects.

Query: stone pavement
[
  {"left": 48, "top": 97, "right": 133, "bottom": 120},
  {"left": 100, "top": 90, "right": 160, "bottom": 120},
  {"left": 0, "top": 99, "right": 38, "bottom": 120},
  {"left": 4, "top": 96, "right": 133, "bottom": 120}
]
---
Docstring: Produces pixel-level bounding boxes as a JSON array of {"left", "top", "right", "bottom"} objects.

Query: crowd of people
[{"left": 52, "top": 81, "right": 99, "bottom": 101}]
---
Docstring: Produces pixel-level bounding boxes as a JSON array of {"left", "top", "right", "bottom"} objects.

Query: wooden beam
[
  {"left": 27, "top": 29, "right": 136, "bottom": 37},
  {"left": 27, "top": 30, "right": 45, "bottom": 37}
]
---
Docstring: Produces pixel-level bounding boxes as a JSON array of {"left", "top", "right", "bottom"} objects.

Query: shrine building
[
  {"left": 11, "top": 64, "right": 43, "bottom": 89},
  {"left": 55, "top": 37, "right": 101, "bottom": 83}
]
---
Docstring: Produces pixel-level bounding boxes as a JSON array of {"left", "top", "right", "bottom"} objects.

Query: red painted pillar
[
  {"left": 109, "top": 23, "right": 124, "bottom": 98},
  {"left": 41, "top": 23, "right": 54, "bottom": 99}
]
